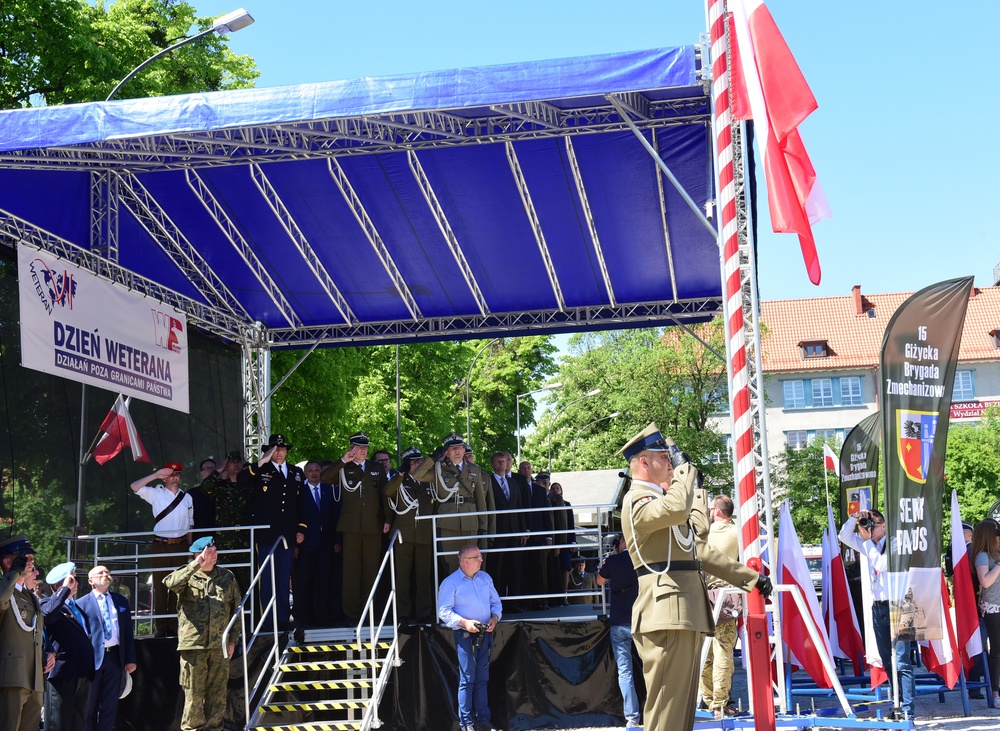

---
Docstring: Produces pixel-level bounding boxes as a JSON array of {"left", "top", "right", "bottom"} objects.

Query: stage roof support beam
[
  {"left": 652, "top": 130, "right": 680, "bottom": 300},
  {"left": 249, "top": 162, "right": 357, "bottom": 325},
  {"left": 565, "top": 137, "right": 616, "bottom": 308},
  {"left": 90, "top": 171, "right": 119, "bottom": 262}
]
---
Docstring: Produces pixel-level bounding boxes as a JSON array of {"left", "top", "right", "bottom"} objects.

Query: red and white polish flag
[
  {"left": 728, "top": 0, "right": 831, "bottom": 285},
  {"left": 92, "top": 394, "right": 150, "bottom": 465},
  {"left": 823, "top": 505, "right": 865, "bottom": 674},
  {"left": 823, "top": 443, "right": 840, "bottom": 477},
  {"left": 778, "top": 500, "right": 835, "bottom": 687},
  {"left": 920, "top": 574, "right": 961, "bottom": 689},
  {"left": 950, "top": 489, "right": 984, "bottom": 671}
]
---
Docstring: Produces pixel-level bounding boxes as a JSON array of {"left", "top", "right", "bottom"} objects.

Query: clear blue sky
[{"left": 198, "top": 1, "right": 997, "bottom": 303}]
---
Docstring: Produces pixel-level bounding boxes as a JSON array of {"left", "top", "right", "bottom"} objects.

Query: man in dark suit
[
  {"left": 295, "top": 461, "right": 342, "bottom": 627},
  {"left": 241, "top": 433, "right": 306, "bottom": 629},
  {"left": 76, "top": 565, "right": 136, "bottom": 731},
  {"left": 1, "top": 535, "right": 51, "bottom": 731},
  {"left": 42, "top": 562, "right": 95, "bottom": 731},
  {"left": 523, "top": 465, "right": 554, "bottom": 609},
  {"left": 488, "top": 452, "right": 527, "bottom": 608}
]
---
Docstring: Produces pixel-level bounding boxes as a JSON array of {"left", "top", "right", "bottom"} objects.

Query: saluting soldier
[
  {"left": 619, "top": 423, "right": 772, "bottom": 731},
  {"left": 321, "top": 432, "right": 389, "bottom": 621},
  {"left": 383, "top": 446, "right": 438, "bottom": 623},
  {"left": 412, "top": 432, "right": 494, "bottom": 573},
  {"left": 164, "top": 537, "right": 241, "bottom": 731}
]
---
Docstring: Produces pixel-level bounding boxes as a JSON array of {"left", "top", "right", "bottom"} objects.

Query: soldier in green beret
[{"left": 165, "top": 537, "right": 241, "bottom": 731}]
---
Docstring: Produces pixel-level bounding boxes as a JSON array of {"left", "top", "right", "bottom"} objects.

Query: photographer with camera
[
  {"left": 838, "top": 508, "right": 915, "bottom": 719},
  {"left": 620, "top": 424, "right": 771, "bottom": 731},
  {"left": 437, "top": 544, "right": 502, "bottom": 731}
]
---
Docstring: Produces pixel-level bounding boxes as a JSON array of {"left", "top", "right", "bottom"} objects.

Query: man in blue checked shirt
[{"left": 438, "top": 544, "right": 502, "bottom": 731}]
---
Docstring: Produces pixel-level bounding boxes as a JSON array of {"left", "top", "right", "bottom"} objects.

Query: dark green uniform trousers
[
  {"left": 342, "top": 532, "right": 382, "bottom": 620},
  {"left": 179, "top": 648, "right": 229, "bottom": 731}
]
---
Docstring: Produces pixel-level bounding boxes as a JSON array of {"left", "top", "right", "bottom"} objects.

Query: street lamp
[
  {"left": 571, "top": 412, "right": 620, "bottom": 469},
  {"left": 515, "top": 382, "right": 562, "bottom": 464},
  {"left": 106, "top": 8, "right": 255, "bottom": 101},
  {"left": 547, "top": 388, "right": 602, "bottom": 470},
  {"left": 465, "top": 338, "right": 500, "bottom": 447}
]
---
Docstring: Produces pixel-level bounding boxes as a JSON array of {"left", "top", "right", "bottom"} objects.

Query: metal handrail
[
  {"left": 222, "top": 535, "right": 288, "bottom": 730},
  {"left": 354, "top": 529, "right": 402, "bottom": 731}
]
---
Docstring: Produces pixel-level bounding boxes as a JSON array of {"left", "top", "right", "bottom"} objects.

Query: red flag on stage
[
  {"left": 823, "top": 443, "right": 840, "bottom": 477},
  {"left": 777, "top": 500, "right": 835, "bottom": 687},
  {"left": 729, "top": 0, "right": 831, "bottom": 285},
  {"left": 91, "top": 394, "right": 150, "bottom": 465},
  {"left": 950, "top": 490, "right": 984, "bottom": 671},
  {"left": 823, "top": 505, "right": 864, "bottom": 674},
  {"left": 920, "top": 574, "right": 961, "bottom": 689}
]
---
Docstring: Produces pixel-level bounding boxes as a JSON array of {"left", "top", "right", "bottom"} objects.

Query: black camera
[{"left": 858, "top": 516, "right": 873, "bottom": 529}]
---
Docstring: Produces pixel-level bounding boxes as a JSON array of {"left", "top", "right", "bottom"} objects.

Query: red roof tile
[{"left": 761, "top": 285, "right": 1000, "bottom": 373}]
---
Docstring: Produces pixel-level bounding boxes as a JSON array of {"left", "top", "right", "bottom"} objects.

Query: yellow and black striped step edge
[
  {"left": 279, "top": 660, "right": 385, "bottom": 672},
  {"left": 291, "top": 643, "right": 390, "bottom": 653},
  {"left": 270, "top": 680, "right": 372, "bottom": 692},
  {"left": 253, "top": 723, "right": 361, "bottom": 731},
  {"left": 260, "top": 701, "right": 367, "bottom": 712}
]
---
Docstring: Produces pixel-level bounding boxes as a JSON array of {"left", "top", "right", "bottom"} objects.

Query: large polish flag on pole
[
  {"left": 822, "top": 505, "right": 865, "bottom": 674},
  {"left": 91, "top": 394, "right": 150, "bottom": 465},
  {"left": 729, "top": 0, "right": 831, "bottom": 285},
  {"left": 950, "top": 490, "right": 984, "bottom": 671}
]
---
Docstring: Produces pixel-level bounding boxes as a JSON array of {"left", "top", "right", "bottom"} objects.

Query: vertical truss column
[
  {"left": 90, "top": 171, "right": 119, "bottom": 260},
  {"left": 241, "top": 323, "right": 270, "bottom": 460}
]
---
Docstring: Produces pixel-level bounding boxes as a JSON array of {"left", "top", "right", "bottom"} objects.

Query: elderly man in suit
[
  {"left": 42, "top": 562, "right": 95, "bottom": 731},
  {"left": 321, "top": 432, "right": 389, "bottom": 622},
  {"left": 413, "top": 432, "right": 494, "bottom": 574},
  {"left": 1, "top": 535, "right": 52, "bottom": 731},
  {"left": 295, "top": 461, "right": 342, "bottom": 627},
  {"left": 76, "top": 565, "right": 136, "bottom": 731},
  {"left": 241, "top": 433, "right": 306, "bottom": 629},
  {"left": 620, "top": 424, "right": 771, "bottom": 731}
]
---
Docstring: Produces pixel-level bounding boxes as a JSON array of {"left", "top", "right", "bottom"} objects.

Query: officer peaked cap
[
  {"left": 620, "top": 422, "right": 670, "bottom": 461},
  {"left": 349, "top": 432, "right": 370, "bottom": 447},
  {"left": 266, "top": 434, "right": 293, "bottom": 450},
  {"left": 401, "top": 445, "right": 422, "bottom": 462},
  {"left": 0, "top": 534, "right": 36, "bottom": 557},
  {"left": 442, "top": 432, "right": 465, "bottom": 449}
]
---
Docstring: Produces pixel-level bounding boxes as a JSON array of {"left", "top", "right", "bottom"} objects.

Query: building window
[
  {"left": 800, "top": 340, "right": 828, "bottom": 358},
  {"left": 783, "top": 380, "right": 805, "bottom": 409},
  {"left": 812, "top": 378, "right": 834, "bottom": 407},
  {"left": 786, "top": 431, "right": 809, "bottom": 450},
  {"left": 991, "top": 330, "right": 1000, "bottom": 349},
  {"left": 840, "top": 376, "right": 863, "bottom": 406},
  {"left": 953, "top": 370, "right": 974, "bottom": 401},
  {"left": 812, "top": 429, "right": 838, "bottom": 444}
]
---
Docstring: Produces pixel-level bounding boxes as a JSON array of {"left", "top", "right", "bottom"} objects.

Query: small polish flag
[
  {"left": 823, "top": 443, "right": 840, "bottom": 476},
  {"left": 92, "top": 395, "right": 150, "bottom": 465}
]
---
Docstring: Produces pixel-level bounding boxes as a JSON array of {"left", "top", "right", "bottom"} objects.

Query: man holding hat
[
  {"left": 131, "top": 462, "right": 195, "bottom": 636},
  {"left": 384, "top": 446, "right": 438, "bottom": 623},
  {"left": 321, "top": 432, "right": 389, "bottom": 621},
  {"left": 619, "top": 423, "right": 771, "bottom": 731},
  {"left": 165, "top": 537, "right": 241, "bottom": 731},
  {"left": 413, "top": 432, "right": 494, "bottom": 574},
  {"left": 1, "top": 535, "right": 50, "bottom": 731},
  {"left": 42, "top": 562, "right": 95, "bottom": 731},
  {"left": 240, "top": 434, "right": 305, "bottom": 629},
  {"left": 75, "top": 565, "right": 136, "bottom": 731}
]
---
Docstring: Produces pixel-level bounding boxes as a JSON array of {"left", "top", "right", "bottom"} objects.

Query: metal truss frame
[
  {"left": 240, "top": 322, "right": 271, "bottom": 457},
  {"left": 248, "top": 162, "right": 356, "bottom": 325},
  {"left": 265, "top": 298, "right": 722, "bottom": 347},
  {"left": 0, "top": 208, "right": 245, "bottom": 338},
  {"left": 0, "top": 97, "right": 710, "bottom": 173},
  {"left": 89, "top": 171, "right": 119, "bottom": 260},
  {"left": 564, "top": 137, "right": 616, "bottom": 307}
]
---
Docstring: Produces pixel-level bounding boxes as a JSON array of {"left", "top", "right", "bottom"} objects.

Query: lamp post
[
  {"left": 515, "top": 382, "right": 562, "bottom": 464},
  {"left": 465, "top": 338, "right": 500, "bottom": 446},
  {"left": 547, "top": 388, "right": 602, "bottom": 470},
  {"left": 105, "top": 8, "right": 255, "bottom": 101},
  {"left": 571, "top": 412, "right": 620, "bottom": 469}
]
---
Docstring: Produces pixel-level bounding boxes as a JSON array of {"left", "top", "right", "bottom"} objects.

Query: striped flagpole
[{"left": 707, "top": 0, "right": 760, "bottom": 560}]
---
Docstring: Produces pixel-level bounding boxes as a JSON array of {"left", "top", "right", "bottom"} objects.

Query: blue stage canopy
[{"left": 0, "top": 46, "right": 723, "bottom": 346}]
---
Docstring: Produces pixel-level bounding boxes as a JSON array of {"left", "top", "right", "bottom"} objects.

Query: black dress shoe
[{"left": 968, "top": 689, "right": 984, "bottom": 699}]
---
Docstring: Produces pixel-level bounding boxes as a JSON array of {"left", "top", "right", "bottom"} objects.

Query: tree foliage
[
  {"left": 1, "top": 0, "right": 258, "bottom": 109},
  {"left": 943, "top": 408, "right": 1000, "bottom": 540},
  {"left": 771, "top": 440, "right": 838, "bottom": 545}
]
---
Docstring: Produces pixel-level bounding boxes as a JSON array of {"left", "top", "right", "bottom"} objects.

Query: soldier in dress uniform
[
  {"left": 619, "top": 423, "right": 772, "bottom": 731},
  {"left": 164, "top": 537, "right": 241, "bottom": 731},
  {"left": 412, "top": 432, "right": 494, "bottom": 574},
  {"left": 0, "top": 535, "right": 51, "bottom": 731},
  {"left": 240, "top": 434, "right": 305, "bottom": 629},
  {"left": 321, "top": 432, "right": 389, "bottom": 621},
  {"left": 384, "top": 446, "right": 438, "bottom": 623}
]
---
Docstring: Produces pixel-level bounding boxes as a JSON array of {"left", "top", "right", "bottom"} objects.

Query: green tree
[
  {"left": 942, "top": 407, "right": 1000, "bottom": 540},
  {"left": 1, "top": 0, "right": 258, "bottom": 109},
  {"left": 771, "top": 440, "right": 838, "bottom": 545}
]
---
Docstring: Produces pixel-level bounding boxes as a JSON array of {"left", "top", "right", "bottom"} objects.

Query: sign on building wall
[{"left": 17, "top": 244, "right": 190, "bottom": 413}]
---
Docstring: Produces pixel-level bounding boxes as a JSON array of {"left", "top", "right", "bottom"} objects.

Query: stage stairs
[{"left": 248, "top": 625, "right": 398, "bottom": 731}]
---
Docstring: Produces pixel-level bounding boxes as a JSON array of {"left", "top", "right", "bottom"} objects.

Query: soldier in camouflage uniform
[{"left": 165, "top": 537, "right": 242, "bottom": 731}]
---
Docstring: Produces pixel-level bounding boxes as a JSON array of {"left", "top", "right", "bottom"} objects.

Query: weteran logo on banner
[
  {"left": 879, "top": 276, "right": 972, "bottom": 642},
  {"left": 838, "top": 411, "right": 881, "bottom": 531},
  {"left": 17, "top": 244, "right": 190, "bottom": 413}
]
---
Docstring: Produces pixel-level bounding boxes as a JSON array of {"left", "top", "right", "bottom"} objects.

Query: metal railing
[
  {"left": 65, "top": 525, "right": 265, "bottom": 636},
  {"left": 222, "top": 535, "right": 288, "bottom": 729}
]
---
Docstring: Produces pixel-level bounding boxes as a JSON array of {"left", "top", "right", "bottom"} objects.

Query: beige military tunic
[
  {"left": 622, "top": 464, "right": 758, "bottom": 731},
  {"left": 0, "top": 571, "right": 45, "bottom": 731}
]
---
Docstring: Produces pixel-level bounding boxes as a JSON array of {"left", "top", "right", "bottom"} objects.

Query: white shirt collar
[{"left": 631, "top": 478, "right": 665, "bottom": 494}]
